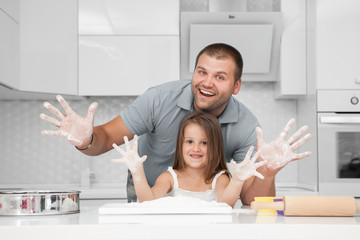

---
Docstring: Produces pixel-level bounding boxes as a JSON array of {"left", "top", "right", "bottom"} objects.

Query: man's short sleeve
[
  {"left": 231, "top": 126, "right": 258, "bottom": 163},
  {"left": 120, "top": 86, "right": 160, "bottom": 136}
]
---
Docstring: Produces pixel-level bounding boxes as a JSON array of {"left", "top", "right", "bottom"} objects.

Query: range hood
[{"left": 180, "top": 12, "right": 283, "bottom": 82}]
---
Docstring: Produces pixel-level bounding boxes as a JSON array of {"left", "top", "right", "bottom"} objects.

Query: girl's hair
[{"left": 173, "top": 112, "right": 230, "bottom": 184}]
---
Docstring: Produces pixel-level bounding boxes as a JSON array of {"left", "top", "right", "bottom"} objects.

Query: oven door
[{"left": 318, "top": 112, "right": 360, "bottom": 196}]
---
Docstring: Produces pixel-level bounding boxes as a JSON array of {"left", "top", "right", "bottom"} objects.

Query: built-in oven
[{"left": 317, "top": 90, "right": 360, "bottom": 196}]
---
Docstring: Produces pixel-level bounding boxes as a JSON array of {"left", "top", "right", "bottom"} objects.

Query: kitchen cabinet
[
  {"left": 79, "top": 36, "right": 179, "bottom": 96},
  {"left": 78, "top": 0, "right": 179, "bottom": 36},
  {"left": 20, "top": 0, "right": 78, "bottom": 95},
  {"left": 1, "top": 0, "right": 180, "bottom": 97},
  {"left": 78, "top": 0, "right": 180, "bottom": 96},
  {"left": 0, "top": 0, "right": 78, "bottom": 96},
  {"left": 316, "top": 0, "right": 360, "bottom": 90},
  {"left": 274, "top": 0, "right": 307, "bottom": 98},
  {"left": 0, "top": 4, "right": 19, "bottom": 90}
]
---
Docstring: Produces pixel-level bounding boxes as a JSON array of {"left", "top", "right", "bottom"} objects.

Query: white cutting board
[{"left": 98, "top": 196, "right": 232, "bottom": 215}]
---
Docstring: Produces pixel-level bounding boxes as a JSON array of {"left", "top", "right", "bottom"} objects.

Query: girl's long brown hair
[{"left": 173, "top": 112, "right": 230, "bottom": 184}]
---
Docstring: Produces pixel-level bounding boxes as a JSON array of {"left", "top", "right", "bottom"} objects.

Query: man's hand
[
  {"left": 256, "top": 119, "right": 311, "bottom": 174},
  {"left": 112, "top": 135, "right": 147, "bottom": 174},
  {"left": 230, "top": 146, "right": 265, "bottom": 182},
  {"left": 40, "top": 95, "right": 98, "bottom": 147}
]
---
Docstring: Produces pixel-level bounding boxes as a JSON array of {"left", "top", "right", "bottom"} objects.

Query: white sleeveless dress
[{"left": 166, "top": 167, "right": 225, "bottom": 201}]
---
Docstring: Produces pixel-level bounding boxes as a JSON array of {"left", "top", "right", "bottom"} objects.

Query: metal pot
[{"left": 0, "top": 190, "right": 80, "bottom": 216}]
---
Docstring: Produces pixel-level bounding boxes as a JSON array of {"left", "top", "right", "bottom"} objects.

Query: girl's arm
[
  {"left": 216, "top": 146, "right": 265, "bottom": 207},
  {"left": 112, "top": 135, "right": 171, "bottom": 202}
]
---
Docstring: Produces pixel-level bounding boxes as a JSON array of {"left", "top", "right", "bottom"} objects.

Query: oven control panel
[{"left": 318, "top": 90, "right": 360, "bottom": 112}]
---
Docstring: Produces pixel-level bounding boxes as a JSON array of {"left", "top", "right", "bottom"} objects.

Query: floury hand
[
  {"left": 40, "top": 95, "right": 98, "bottom": 148},
  {"left": 230, "top": 146, "right": 265, "bottom": 182},
  {"left": 256, "top": 119, "right": 311, "bottom": 171},
  {"left": 112, "top": 135, "right": 147, "bottom": 175}
]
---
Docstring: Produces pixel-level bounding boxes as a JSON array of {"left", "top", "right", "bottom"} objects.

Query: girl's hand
[
  {"left": 230, "top": 146, "right": 265, "bottom": 182},
  {"left": 40, "top": 95, "right": 98, "bottom": 148},
  {"left": 111, "top": 135, "right": 147, "bottom": 174},
  {"left": 256, "top": 119, "right": 311, "bottom": 172}
]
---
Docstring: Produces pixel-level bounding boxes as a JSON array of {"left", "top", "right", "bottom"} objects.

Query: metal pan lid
[{"left": 0, "top": 190, "right": 81, "bottom": 195}]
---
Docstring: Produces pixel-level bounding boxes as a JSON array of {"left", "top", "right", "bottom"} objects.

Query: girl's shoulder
[
  {"left": 216, "top": 172, "right": 231, "bottom": 185},
  {"left": 157, "top": 170, "right": 175, "bottom": 188}
]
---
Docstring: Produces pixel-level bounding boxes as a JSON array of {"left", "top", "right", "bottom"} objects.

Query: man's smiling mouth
[{"left": 199, "top": 89, "right": 215, "bottom": 97}]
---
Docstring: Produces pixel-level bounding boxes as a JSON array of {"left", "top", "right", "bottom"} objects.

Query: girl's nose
[{"left": 192, "top": 143, "right": 200, "bottom": 151}]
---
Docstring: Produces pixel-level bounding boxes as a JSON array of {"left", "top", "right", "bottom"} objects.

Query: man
[{"left": 41, "top": 43, "right": 311, "bottom": 205}]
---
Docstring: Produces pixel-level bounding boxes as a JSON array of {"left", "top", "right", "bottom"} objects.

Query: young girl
[{"left": 112, "top": 112, "right": 265, "bottom": 207}]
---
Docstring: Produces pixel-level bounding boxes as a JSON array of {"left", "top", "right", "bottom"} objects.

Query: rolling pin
[{"left": 251, "top": 196, "right": 360, "bottom": 217}]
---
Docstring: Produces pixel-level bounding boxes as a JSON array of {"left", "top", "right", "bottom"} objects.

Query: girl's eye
[
  {"left": 201, "top": 141, "right": 207, "bottom": 145},
  {"left": 185, "top": 139, "right": 193, "bottom": 144}
]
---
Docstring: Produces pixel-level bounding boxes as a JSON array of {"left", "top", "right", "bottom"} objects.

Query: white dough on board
[{"left": 99, "top": 196, "right": 233, "bottom": 215}]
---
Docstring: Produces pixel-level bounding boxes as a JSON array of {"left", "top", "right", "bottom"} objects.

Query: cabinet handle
[{"left": 320, "top": 116, "right": 360, "bottom": 124}]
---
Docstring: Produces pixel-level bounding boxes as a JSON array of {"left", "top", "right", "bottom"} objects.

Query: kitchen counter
[{"left": 1, "top": 199, "right": 360, "bottom": 240}]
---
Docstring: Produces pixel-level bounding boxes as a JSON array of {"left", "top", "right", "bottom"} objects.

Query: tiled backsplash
[{"left": 0, "top": 82, "right": 298, "bottom": 194}]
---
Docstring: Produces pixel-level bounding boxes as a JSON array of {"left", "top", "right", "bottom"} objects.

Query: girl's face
[{"left": 182, "top": 123, "right": 208, "bottom": 169}]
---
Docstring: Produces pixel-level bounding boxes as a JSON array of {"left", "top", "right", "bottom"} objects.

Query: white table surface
[{"left": 1, "top": 199, "right": 360, "bottom": 240}]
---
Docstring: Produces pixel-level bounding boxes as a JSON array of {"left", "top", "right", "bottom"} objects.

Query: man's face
[{"left": 191, "top": 54, "right": 241, "bottom": 117}]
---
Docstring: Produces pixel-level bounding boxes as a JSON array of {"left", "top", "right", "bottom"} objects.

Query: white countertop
[{"left": 1, "top": 199, "right": 360, "bottom": 240}]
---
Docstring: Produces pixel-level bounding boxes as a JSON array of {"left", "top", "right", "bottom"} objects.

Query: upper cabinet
[
  {"left": 274, "top": 0, "right": 307, "bottom": 98},
  {"left": 0, "top": 0, "right": 77, "bottom": 95},
  {"left": 0, "top": 0, "right": 19, "bottom": 89},
  {"left": 316, "top": 0, "right": 360, "bottom": 90},
  {"left": 0, "top": 0, "right": 180, "bottom": 97},
  {"left": 78, "top": 0, "right": 180, "bottom": 96},
  {"left": 20, "top": 0, "right": 78, "bottom": 95}
]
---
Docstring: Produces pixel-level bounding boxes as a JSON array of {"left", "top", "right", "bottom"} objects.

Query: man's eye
[
  {"left": 200, "top": 71, "right": 206, "bottom": 75},
  {"left": 216, "top": 75, "right": 224, "bottom": 80}
]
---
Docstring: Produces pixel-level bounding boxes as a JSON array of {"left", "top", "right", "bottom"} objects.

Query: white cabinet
[
  {"left": 20, "top": 0, "right": 78, "bottom": 95},
  {"left": 0, "top": 4, "right": 19, "bottom": 89},
  {"left": 78, "top": 0, "right": 179, "bottom": 35},
  {"left": 79, "top": 36, "right": 179, "bottom": 96},
  {"left": 0, "top": 0, "right": 19, "bottom": 22},
  {"left": 274, "top": 0, "right": 307, "bottom": 98},
  {"left": 316, "top": 0, "right": 360, "bottom": 90},
  {"left": 78, "top": 0, "right": 180, "bottom": 96},
  {"left": 1, "top": 0, "right": 180, "bottom": 97},
  {"left": 0, "top": 0, "right": 78, "bottom": 95}
]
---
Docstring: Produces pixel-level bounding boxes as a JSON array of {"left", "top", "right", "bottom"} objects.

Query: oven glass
[{"left": 338, "top": 132, "right": 360, "bottom": 178}]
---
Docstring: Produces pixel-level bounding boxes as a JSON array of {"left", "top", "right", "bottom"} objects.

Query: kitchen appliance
[
  {"left": 317, "top": 90, "right": 360, "bottom": 196},
  {"left": 0, "top": 190, "right": 80, "bottom": 216},
  {"left": 251, "top": 196, "right": 360, "bottom": 217}
]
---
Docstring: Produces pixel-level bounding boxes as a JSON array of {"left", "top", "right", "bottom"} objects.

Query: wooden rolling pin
[{"left": 251, "top": 196, "right": 360, "bottom": 216}]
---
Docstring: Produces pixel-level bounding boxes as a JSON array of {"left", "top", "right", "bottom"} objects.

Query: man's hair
[
  {"left": 194, "top": 43, "right": 244, "bottom": 81},
  {"left": 173, "top": 112, "right": 230, "bottom": 184}
]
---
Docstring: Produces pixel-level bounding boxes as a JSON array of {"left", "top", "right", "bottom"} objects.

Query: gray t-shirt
[{"left": 120, "top": 80, "right": 260, "bottom": 186}]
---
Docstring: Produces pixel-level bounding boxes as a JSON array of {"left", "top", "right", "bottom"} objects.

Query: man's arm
[
  {"left": 240, "top": 172, "right": 275, "bottom": 206},
  {"left": 41, "top": 95, "right": 134, "bottom": 156},
  {"left": 79, "top": 115, "right": 134, "bottom": 156},
  {"left": 240, "top": 119, "right": 311, "bottom": 206}
]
